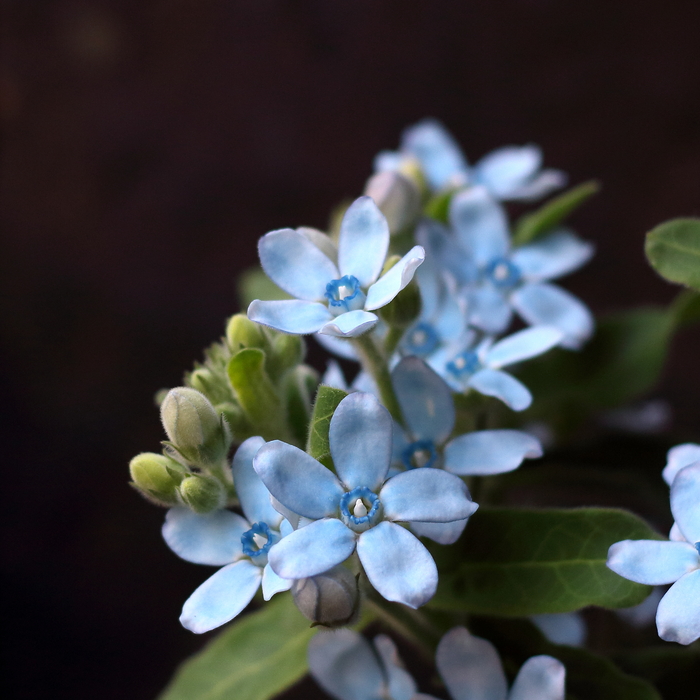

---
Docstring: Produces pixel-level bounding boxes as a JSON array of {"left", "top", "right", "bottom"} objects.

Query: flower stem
[{"left": 352, "top": 332, "right": 404, "bottom": 425}]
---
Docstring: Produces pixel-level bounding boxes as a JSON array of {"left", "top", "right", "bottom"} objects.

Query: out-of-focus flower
[
  {"left": 253, "top": 392, "right": 477, "bottom": 608},
  {"left": 248, "top": 197, "right": 424, "bottom": 338}
]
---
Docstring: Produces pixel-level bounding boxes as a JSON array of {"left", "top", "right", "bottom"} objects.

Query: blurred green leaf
[
  {"left": 428, "top": 507, "right": 656, "bottom": 616},
  {"left": 424, "top": 189, "right": 456, "bottom": 224},
  {"left": 226, "top": 348, "right": 290, "bottom": 442},
  {"left": 513, "top": 180, "right": 600, "bottom": 246},
  {"left": 645, "top": 217, "right": 700, "bottom": 291},
  {"left": 238, "top": 267, "right": 291, "bottom": 309},
  {"left": 158, "top": 595, "right": 315, "bottom": 700},
  {"left": 306, "top": 385, "right": 348, "bottom": 460}
]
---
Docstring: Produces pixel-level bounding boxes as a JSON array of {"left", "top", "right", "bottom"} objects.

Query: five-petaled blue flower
[
  {"left": 162, "top": 437, "right": 292, "bottom": 634},
  {"left": 607, "top": 461, "right": 700, "bottom": 645},
  {"left": 390, "top": 356, "right": 542, "bottom": 544},
  {"left": 436, "top": 627, "right": 566, "bottom": 700},
  {"left": 248, "top": 196, "right": 425, "bottom": 338},
  {"left": 253, "top": 392, "right": 478, "bottom": 609},
  {"left": 376, "top": 118, "right": 567, "bottom": 201},
  {"left": 420, "top": 187, "right": 594, "bottom": 348}
]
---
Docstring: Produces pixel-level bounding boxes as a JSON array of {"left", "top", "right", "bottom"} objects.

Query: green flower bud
[
  {"left": 178, "top": 474, "right": 226, "bottom": 514},
  {"left": 364, "top": 171, "right": 420, "bottom": 234},
  {"left": 129, "top": 452, "right": 187, "bottom": 506},
  {"left": 291, "top": 565, "right": 360, "bottom": 627},
  {"left": 160, "top": 387, "right": 231, "bottom": 468},
  {"left": 226, "top": 313, "right": 269, "bottom": 352},
  {"left": 378, "top": 256, "right": 421, "bottom": 329}
]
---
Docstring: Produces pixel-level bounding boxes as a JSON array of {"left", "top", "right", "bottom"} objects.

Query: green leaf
[
  {"left": 424, "top": 188, "right": 456, "bottom": 224},
  {"left": 471, "top": 618, "right": 661, "bottom": 700},
  {"left": 645, "top": 217, "right": 700, "bottom": 291},
  {"left": 158, "top": 595, "right": 315, "bottom": 700},
  {"left": 428, "top": 507, "right": 657, "bottom": 616},
  {"left": 513, "top": 180, "right": 600, "bottom": 246},
  {"left": 226, "top": 349, "right": 290, "bottom": 442},
  {"left": 237, "top": 267, "right": 291, "bottom": 308},
  {"left": 306, "top": 385, "right": 348, "bottom": 460}
]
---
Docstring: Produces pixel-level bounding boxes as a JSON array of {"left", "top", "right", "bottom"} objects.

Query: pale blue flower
[
  {"left": 161, "top": 437, "right": 292, "bottom": 633},
  {"left": 663, "top": 442, "right": 700, "bottom": 486},
  {"left": 437, "top": 627, "right": 566, "bottom": 700},
  {"left": 607, "top": 462, "right": 700, "bottom": 644},
  {"left": 308, "top": 629, "right": 436, "bottom": 700},
  {"left": 422, "top": 188, "right": 594, "bottom": 348},
  {"left": 430, "top": 326, "right": 563, "bottom": 411},
  {"left": 253, "top": 392, "right": 478, "bottom": 608},
  {"left": 391, "top": 357, "right": 542, "bottom": 544},
  {"left": 322, "top": 360, "right": 377, "bottom": 395},
  {"left": 376, "top": 119, "right": 567, "bottom": 201},
  {"left": 248, "top": 196, "right": 424, "bottom": 338}
]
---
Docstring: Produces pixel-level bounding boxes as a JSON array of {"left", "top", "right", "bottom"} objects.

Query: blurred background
[{"left": 2, "top": 1, "right": 700, "bottom": 698}]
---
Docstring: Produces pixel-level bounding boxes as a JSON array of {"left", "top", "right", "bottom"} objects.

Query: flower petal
[
  {"left": 531, "top": 613, "right": 586, "bottom": 647},
  {"left": 320, "top": 310, "right": 379, "bottom": 338},
  {"left": 253, "top": 441, "right": 344, "bottom": 519},
  {"left": 486, "top": 326, "right": 562, "bottom": 369},
  {"left": 162, "top": 507, "right": 248, "bottom": 566},
  {"left": 380, "top": 468, "right": 477, "bottom": 523},
  {"left": 607, "top": 540, "right": 700, "bottom": 585},
  {"left": 656, "top": 569, "right": 700, "bottom": 645},
  {"left": 468, "top": 369, "right": 532, "bottom": 411},
  {"left": 321, "top": 360, "right": 349, "bottom": 391},
  {"left": 338, "top": 196, "right": 389, "bottom": 287},
  {"left": 231, "top": 436, "right": 281, "bottom": 528},
  {"left": 308, "top": 629, "right": 384, "bottom": 700},
  {"left": 402, "top": 119, "right": 470, "bottom": 190},
  {"left": 261, "top": 562, "right": 293, "bottom": 600},
  {"left": 663, "top": 443, "right": 700, "bottom": 486},
  {"left": 467, "top": 286, "right": 513, "bottom": 335},
  {"left": 435, "top": 627, "right": 508, "bottom": 700},
  {"left": 365, "top": 246, "right": 425, "bottom": 311},
  {"left": 268, "top": 518, "right": 357, "bottom": 579},
  {"left": 508, "top": 169, "right": 567, "bottom": 201},
  {"left": 511, "top": 283, "right": 594, "bottom": 349},
  {"left": 392, "top": 356, "right": 455, "bottom": 444},
  {"left": 258, "top": 228, "right": 339, "bottom": 300},
  {"left": 473, "top": 145, "right": 542, "bottom": 200},
  {"left": 314, "top": 332, "right": 359, "bottom": 360},
  {"left": 329, "top": 393, "right": 392, "bottom": 491},
  {"left": 180, "top": 560, "right": 262, "bottom": 633},
  {"left": 410, "top": 518, "right": 469, "bottom": 545},
  {"left": 373, "top": 635, "right": 417, "bottom": 700},
  {"left": 444, "top": 430, "right": 542, "bottom": 476},
  {"left": 670, "top": 462, "right": 700, "bottom": 542},
  {"left": 511, "top": 229, "right": 594, "bottom": 282},
  {"left": 449, "top": 187, "right": 510, "bottom": 266},
  {"left": 416, "top": 219, "right": 476, "bottom": 285},
  {"left": 248, "top": 299, "right": 332, "bottom": 335},
  {"left": 357, "top": 521, "right": 438, "bottom": 608},
  {"left": 509, "top": 656, "right": 566, "bottom": 700}
]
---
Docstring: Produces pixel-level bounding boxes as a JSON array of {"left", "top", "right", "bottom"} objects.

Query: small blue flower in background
[
  {"left": 248, "top": 196, "right": 424, "bottom": 338},
  {"left": 375, "top": 118, "right": 567, "bottom": 201},
  {"left": 430, "top": 325, "right": 562, "bottom": 411},
  {"left": 422, "top": 187, "right": 594, "bottom": 348},
  {"left": 322, "top": 360, "right": 377, "bottom": 395},
  {"left": 531, "top": 612, "right": 586, "bottom": 647},
  {"left": 162, "top": 437, "right": 292, "bottom": 633},
  {"left": 253, "top": 392, "right": 478, "bottom": 608},
  {"left": 436, "top": 627, "right": 566, "bottom": 700},
  {"left": 607, "top": 461, "right": 700, "bottom": 644},
  {"left": 390, "top": 356, "right": 542, "bottom": 544},
  {"left": 308, "top": 629, "right": 435, "bottom": 700}
]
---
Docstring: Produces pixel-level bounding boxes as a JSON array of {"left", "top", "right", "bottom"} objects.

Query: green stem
[
  {"left": 383, "top": 326, "right": 405, "bottom": 358},
  {"left": 352, "top": 333, "right": 404, "bottom": 425}
]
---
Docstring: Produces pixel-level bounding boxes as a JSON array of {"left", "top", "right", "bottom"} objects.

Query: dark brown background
[{"left": 2, "top": 1, "right": 700, "bottom": 698}]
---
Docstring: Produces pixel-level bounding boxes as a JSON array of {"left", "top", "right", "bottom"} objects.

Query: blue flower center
[
  {"left": 447, "top": 350, "right": 481, "bottom": 379},
  {"left": 325, "top": 275, "right": 366, "bottom": 316},
  {"left": 402, "top": 322, "right": 440, "bottom": 356},
  {"left": 339, "top": 486, "right": 382, "bottom": 533},
  {"left": 695, "top": 542, "right": 700, "bottom": 556},
  {"left": 401, "top": 439, "right": 438, "bottom": 470},
  {"left": 486, "top": 257, "right": 521, "bottom": 288},
  {"left": 241, "top": 522, "right": 276, "bottom": 564}
]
